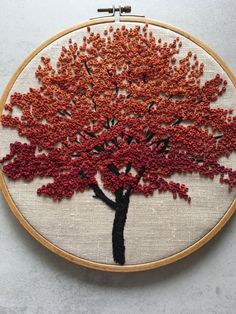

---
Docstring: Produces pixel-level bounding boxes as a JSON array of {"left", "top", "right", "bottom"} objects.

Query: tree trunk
[
  {"left": 112, "top": 197, "right": 129, "bottom": 265},
  {"left": 90, "top": 183, "right": 131, "bottom": 265}
]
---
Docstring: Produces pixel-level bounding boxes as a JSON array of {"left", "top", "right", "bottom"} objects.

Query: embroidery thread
[{"left": 1, "top": 24, "right": 236, "bottom": 265}]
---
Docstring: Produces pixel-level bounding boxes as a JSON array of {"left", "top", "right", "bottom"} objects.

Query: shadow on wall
[{"left": 1, "top": 193, "right": 235, "bottom": 288}]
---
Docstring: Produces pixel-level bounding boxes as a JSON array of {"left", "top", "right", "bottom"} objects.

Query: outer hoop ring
[{"left": 0, "top": 16, "right": 235, "bottom": 272}]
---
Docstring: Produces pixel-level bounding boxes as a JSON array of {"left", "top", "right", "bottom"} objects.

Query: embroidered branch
[{"left": 1, "top": 24, "right": 236, "bottom": 265}]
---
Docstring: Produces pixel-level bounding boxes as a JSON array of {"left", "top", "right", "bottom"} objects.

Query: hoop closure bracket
[{"left": 91, "top": 5, "right": 144, "bottom": 21}]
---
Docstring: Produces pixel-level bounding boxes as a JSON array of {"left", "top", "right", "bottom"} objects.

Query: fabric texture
[{"left": 0, "top": 22, "right": 236, "bottom": 265}]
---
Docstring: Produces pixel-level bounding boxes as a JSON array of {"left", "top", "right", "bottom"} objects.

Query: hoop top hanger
[{"left": 91, "top": 5, "right": 144, "bottom": 21}]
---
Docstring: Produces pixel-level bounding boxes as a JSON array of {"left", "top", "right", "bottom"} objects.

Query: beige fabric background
[{"left": 0, "top": 22, "right": 236, "bottom": 265}]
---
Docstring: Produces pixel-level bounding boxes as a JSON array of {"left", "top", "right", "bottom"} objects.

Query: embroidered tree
[{"left": 1, "top": 24, "right": 236, "bottom": 265}]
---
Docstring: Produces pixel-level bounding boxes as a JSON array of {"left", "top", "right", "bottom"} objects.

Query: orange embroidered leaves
[{"left": 1, "top": 24, "right": 236, "bottom": 264}]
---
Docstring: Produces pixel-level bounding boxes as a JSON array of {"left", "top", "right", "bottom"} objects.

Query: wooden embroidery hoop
[{"left": 0, "top": 15, "right": 235, "bottom": 272}]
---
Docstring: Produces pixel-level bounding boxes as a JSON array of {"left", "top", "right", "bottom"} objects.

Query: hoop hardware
[{"left": 91, "top": 5, "right": 144, "bottom": 21}]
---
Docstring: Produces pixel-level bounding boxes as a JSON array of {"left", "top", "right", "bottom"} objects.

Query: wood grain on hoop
[{"left": 0, "top": 16, "right": 235, "bottom": 272}]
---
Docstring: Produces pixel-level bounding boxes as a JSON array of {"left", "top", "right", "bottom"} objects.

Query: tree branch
[
  {"left": 146, "top": 130, "right": 156, "bottom": 142},
  {"left": 58, "top": 109, "right": 71, "bottom": 117},
  {"left": 155, "top": 138, "right": 170, "bottom": 154},
  {"left": 125, "top": 162, "right": 132, "bottom": 174},
  {"left": 84, "top": 61, "right": 91, "bottom": 76},
  {"left": 89, "top": 183, "right": 117, "bottom": 210},
  {"left": 91, "top": 97, "right": 97, "bottom": 111},
  {"left": 115, "top": 187, "right": 124, "bottom": 203},
  {"left": 172, "top": 117, "right": 183, "bottom": 125},
  {"left": 93, "top": 145, "right": 104, "bottom": 152},
  {"left": 214, "top": 134, "right": 223, "bottom": 139},
  {"left": 107, "top": 164, "right": 120, "bottom": 176},
  {"left": 84, "top": 130, "right": 96, "bottom": 138},
  {"left": 126, "top": 136, "right": 133, "bottom": 144},
  {"left": 114, "top": 82, "right": 119, "bottom": 94},
  {"left": 123, "top": 166, "right": 145, "bottom": 199}
]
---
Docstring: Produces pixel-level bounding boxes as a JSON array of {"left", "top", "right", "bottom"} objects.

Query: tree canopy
[{"left": 1, "top": 24, "right": 236, "bottom": 264}]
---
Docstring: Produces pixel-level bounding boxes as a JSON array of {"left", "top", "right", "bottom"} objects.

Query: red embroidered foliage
[{"left": 1, "top": 24, "right": 236, "bottom": 264}]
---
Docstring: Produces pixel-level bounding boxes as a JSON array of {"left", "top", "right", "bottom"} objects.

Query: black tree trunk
[
  {"left": 112, "top": 195, "right": 130, "bottom": 265},
  {"left": 90, "top": 183, "right": 131, "bottom": 265}
]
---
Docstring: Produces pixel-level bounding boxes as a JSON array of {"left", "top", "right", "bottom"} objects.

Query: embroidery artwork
[{"left": 1, "top": 24, "right": 236, "bottom": 265}]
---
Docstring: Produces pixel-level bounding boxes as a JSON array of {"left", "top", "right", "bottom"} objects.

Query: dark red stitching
[{"left": 1, "top": 24, "right": 236, "bottom": 265}]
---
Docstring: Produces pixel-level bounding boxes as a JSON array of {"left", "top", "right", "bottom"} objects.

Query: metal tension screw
[{"left": 97, "top": 6, "right": 131, "bottom": 14}]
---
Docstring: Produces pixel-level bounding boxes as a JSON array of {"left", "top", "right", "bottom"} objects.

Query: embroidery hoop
[{"left": 0, "top": 15, "right": 235, "bottom": 272}]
